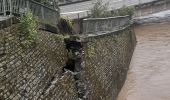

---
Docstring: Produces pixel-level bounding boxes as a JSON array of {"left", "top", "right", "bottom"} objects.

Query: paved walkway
[{"left": 117, "top": 22, "right": 170, "bottom": 100}]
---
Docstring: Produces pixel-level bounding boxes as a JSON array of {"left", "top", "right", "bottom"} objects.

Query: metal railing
[
  {"left": 83, "top": 15, "right": 131, "bottom": 34},
  {"left": 60, "top": 10, "right": 90, "bottom": 19},
  {"left": 60, "top": 0, "right": 157, "bottom": 19},
  {"left": 0, "top": 0, "right": 59, "bottom": 27}
]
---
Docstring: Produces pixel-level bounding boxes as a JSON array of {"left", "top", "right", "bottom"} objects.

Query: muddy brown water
[{"left": 117, "top": 22, "right": 170, "bottom": 100}]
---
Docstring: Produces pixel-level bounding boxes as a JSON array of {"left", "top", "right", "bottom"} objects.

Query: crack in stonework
[
  {"left": 39, "top": 37, "right": 87, "bottom": 99},
  {"left": 64, "top": 37, "right": 87, "bottom": 100}
]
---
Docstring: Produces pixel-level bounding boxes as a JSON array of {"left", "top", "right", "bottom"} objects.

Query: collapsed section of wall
[{"left": 66, "top": 16, "right": 136, "bottom": 100}]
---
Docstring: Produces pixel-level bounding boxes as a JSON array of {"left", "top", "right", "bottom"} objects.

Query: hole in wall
[{"left": 63, "top": 59, "right": 75, "bottom": 72}]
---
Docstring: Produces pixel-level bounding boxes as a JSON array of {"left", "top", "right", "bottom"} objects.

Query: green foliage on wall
[
  {"left": 19, "top": 11, "right": 38, "bottom": 48},
  {"left": 87, "top": 44, "right": 96, "bottom": 57}
]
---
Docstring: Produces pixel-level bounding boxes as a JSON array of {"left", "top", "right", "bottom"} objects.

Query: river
[{"left": 117, "top": 22, "right": 170, "bottom": 100}]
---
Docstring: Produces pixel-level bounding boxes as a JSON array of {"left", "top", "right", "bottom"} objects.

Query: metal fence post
[
  {"left": 26, "top": 0, "right": 30, "bottom": 12},
  {"left": 41, "top": 6, "right": 45, "bottom": 19},
  {"left": 3, "top": 0, "right": 6, "bottom": 16},
  {"left": 9, "top": 0, "right": 12, "bottom": 16}
]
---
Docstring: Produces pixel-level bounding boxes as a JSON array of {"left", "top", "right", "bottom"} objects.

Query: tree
[
  {"left": 57, "top": 17, "right": 74, "bottom": 35},
  {"left": 89, "top": 0, "right": 111, "bottom": 18},
  {"left": 111, "top": 6, "right": 135, "bottom": 17}
]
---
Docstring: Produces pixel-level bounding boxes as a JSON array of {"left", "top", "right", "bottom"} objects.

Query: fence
[
  {"left": 83, "top": 15, "right": 131, "bottom": 34},
  {"left": 60, "top": 10, "right": 90, "bottom": 20},
  {"left": 0, "top": 0, "right": 59, "bottom": 27}
]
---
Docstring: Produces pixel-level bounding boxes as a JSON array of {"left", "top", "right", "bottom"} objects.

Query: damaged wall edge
[
  {"left": 62, "top": 24, "right": 136, "bottom": 100},
  {"left": 64, "top": 36, "right": 87, "bottom": 99}
]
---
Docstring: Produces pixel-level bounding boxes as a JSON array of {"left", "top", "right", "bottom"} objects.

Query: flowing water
[{"left": 117, "top": 22, "right": 170, "bottom": 100}]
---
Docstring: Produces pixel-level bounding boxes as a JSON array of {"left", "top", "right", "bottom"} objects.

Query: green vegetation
[
  {"left": 19, "top": 11, "right": 38, "bottom": 48},
  {"left": 57, "top": 17, "right": 74, "bottom": 35},
  {"left": 87, "top": 45, "right": 95, "bottom": 57},
  {"left": 89, "top": 0, "right": 111, "bottom": 18},
  {"left": 89, "top": 0, "right": 135, "bottom": 18},
  {"left": 112, "top": 6, "right": 135, "bottom": 17}
]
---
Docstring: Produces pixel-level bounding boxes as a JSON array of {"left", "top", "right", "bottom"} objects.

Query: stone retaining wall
[
  {"left": 0, "top": 18, "right": 136, "bottom": 100},
  {"left": 0, "top": 25, "right": 78, "bottom": 99},
  {"left": 79, "top": 25, "right": 136, "bottom": 100}
]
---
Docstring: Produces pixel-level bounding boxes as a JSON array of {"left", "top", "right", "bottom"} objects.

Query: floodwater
[{"left": 117, "top": 22, "right": 170, "bottom": 100}]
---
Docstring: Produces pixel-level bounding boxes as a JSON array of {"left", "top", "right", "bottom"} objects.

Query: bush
[
  {"left": 19, "top": 11, "right": 38, "bottom": 48},
  {"left": 89, "top": 0, "right": 111, "bottom": 18},
  {"left": 57, "top": 17, "right": 74, "bottom": 35},
  {"left": 112, "top": 6, "right": 135, "bottom": 17}
]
